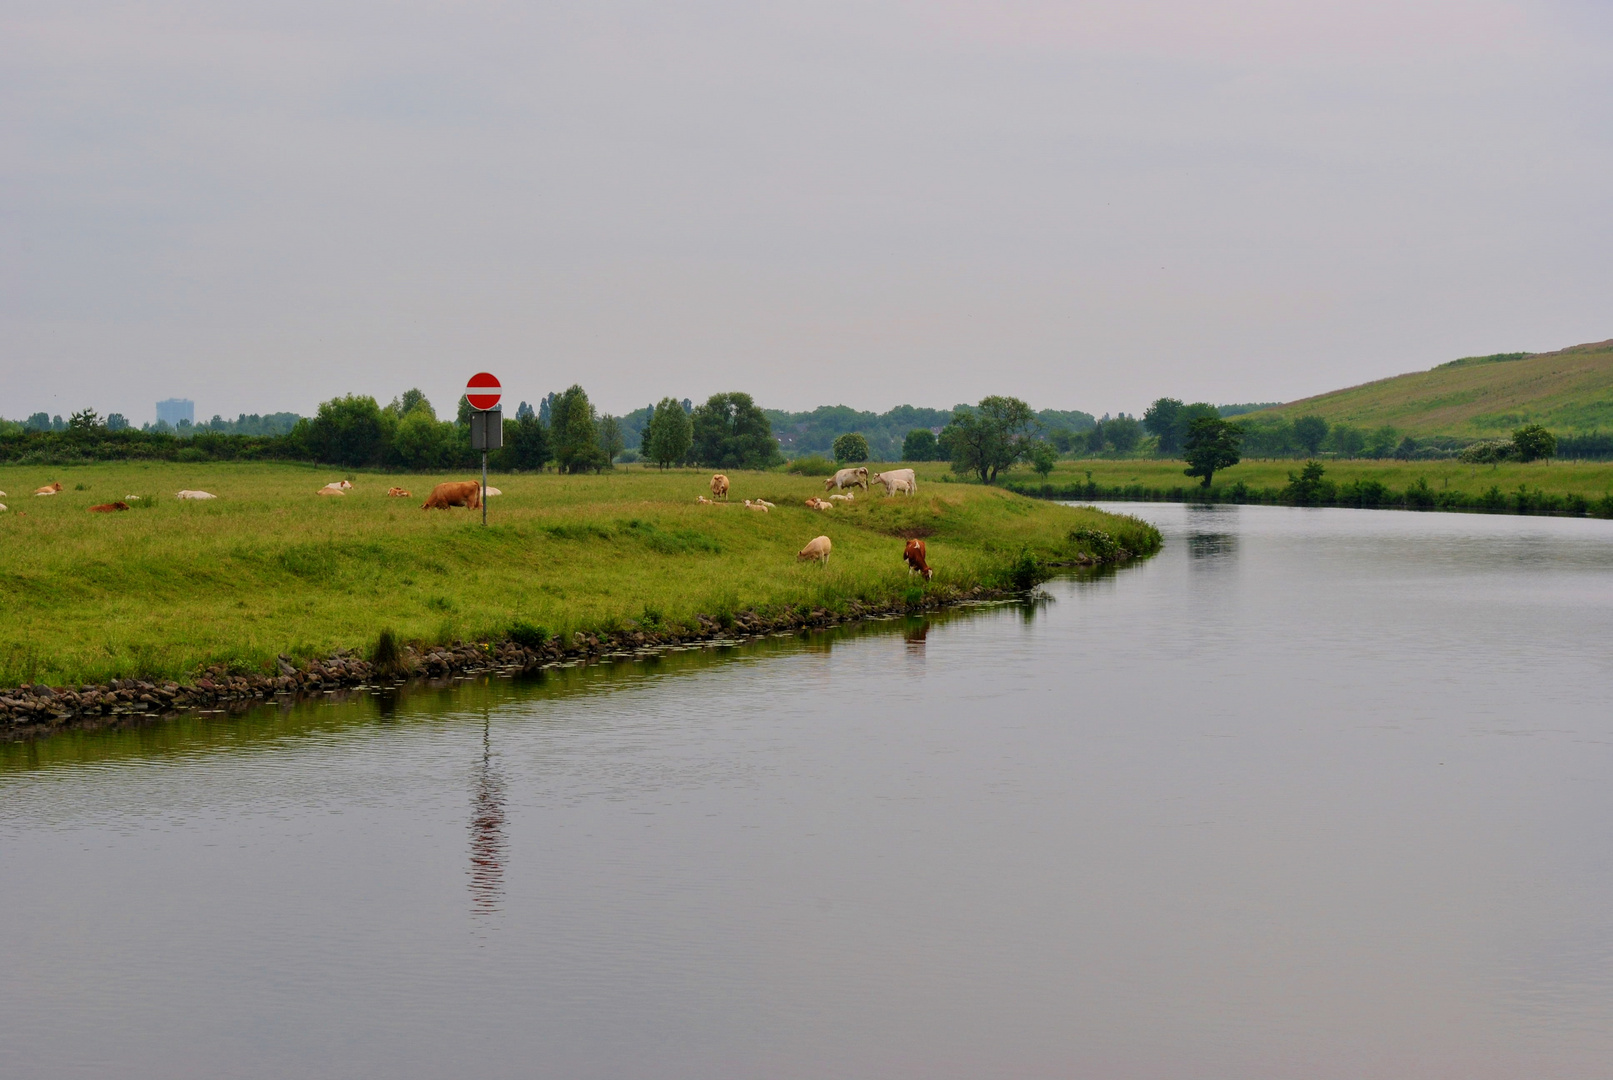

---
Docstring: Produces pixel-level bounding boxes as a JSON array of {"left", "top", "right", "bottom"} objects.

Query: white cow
[
  {"left": 823, "top": 467, "right": 869, "bottom": 491},
  {"left": 871, "top": 468, "right": 917, "bottom": 496},
  {"left": 176, "top": 490, "right": 217, "bottom": 500}
]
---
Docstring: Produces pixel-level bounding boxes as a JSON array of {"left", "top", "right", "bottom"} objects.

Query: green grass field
[
  {"left": 1250, "top": 338, "right": 1613, "bottom": 436},
  {"left": 0, "top": 461, "right": 1159, "bottom": 687},
  {"left": 1027, "top": 456, "right": 1613, "bottom": 499}
]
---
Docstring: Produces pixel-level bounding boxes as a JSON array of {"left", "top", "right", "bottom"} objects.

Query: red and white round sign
[{"left": 465, "top": 372, "right": 502, "bottom": 411}]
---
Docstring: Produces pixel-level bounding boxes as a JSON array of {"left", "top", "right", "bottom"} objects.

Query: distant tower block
[{"left": 156, "top": 398, "right": 195, "bottom": 427}]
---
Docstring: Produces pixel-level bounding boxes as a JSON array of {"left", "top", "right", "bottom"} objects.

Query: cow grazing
[
  {"left": 88, "top": 502, "right": 131, "bottom": 513},
  {"left": 903, "top": 538, "right": 933, "bottom": 580},
  {"left": 823, "top": 467, "right": 869, "bottom": 492},
  {"left": 872, "top": 468, "right": 917, "bottom": 496},
  {"left": 710, "top": 474, "right": 730, "bottom": 500},
  {"left": 0, "top": 491, "right": 7, "bottom": 497},
  {"left": 35, "top": 482, "right": 62, "bottom": 496},
  {"left": 744, "top": 499, "right": 769, "bottom": 512},
  {"left": 176, "top": 490, "right": 216, "bottom": 500},
  {"left": 422, "top": 481, "right": 482, "bottom": 510},
  {"left": 0, "top": 504, "right": 6, "bottom": 512},
  {"left": 797, "top": 535, "right": 832, "bottom": 565},
  {"left": 386, "top": 487, "right": 412, "bottom": 498}
]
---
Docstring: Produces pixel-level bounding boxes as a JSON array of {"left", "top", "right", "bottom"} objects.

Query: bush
[
  {"left": 832, "top": 432, "right": 870, "bottom": 463},
  {"left": 371, "top": 628, "right": 404, "bottom": 676},
  {"left": 508, "top": 620, "right": 550, "bottom": 649},
  {"left": 1511, "top": 424, "right": 1557, "bottom": 463},
  {"left": 785, "top": 456, "right": 837, "bottom": 476},
  {"left": 1460, "top": 440, "right": 1513, "bottom": 464},
  {"left": 1284, "top": 461, "right": 1335, "bottom": 506},
  {"left": 1068, "top": 527, "right": 1119, "bottom": 560},
  {"left": 902, "top": 428, "right": 939, "bottom": 461}
]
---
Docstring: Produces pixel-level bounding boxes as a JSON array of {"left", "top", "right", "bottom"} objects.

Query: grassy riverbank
[
  {"left": 0, "top": 462, "right": 1159, "bottom": 687},
  {"left": 1008, "top": 458, "right": 1613, "bottom": 515}
]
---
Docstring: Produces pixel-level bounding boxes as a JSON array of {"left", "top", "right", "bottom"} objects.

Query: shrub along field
[
  {"left": 0, "top": 461, "right": 1160, "bottom": 687},
  {"left": 1008, "top": 458, "right": 1613, "bottom": 515}
]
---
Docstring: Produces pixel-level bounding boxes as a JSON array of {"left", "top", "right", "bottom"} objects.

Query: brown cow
[
  {"left": 386, "top": 487, "right": 412, "bottom": 498},
  {"left": 34, "top": 482, "right": 62, "bottom": 496},
  {"left": 317, "top": 485, "right": 345, "bottom": 496},
  {"left": 903, "top": 538, "right": 932, "bottom": 580},
  {"left": 88, "top": 501, "right": 131, "bottom": 513},
  {"left": 797, "top": 535, "right": 832, "bottom": 565},
  {"left": 710, "top": 474, "right": 730, "bottom": 501},
  {"left": 422, "top": 480, "right": 483, "bottom": 510}
]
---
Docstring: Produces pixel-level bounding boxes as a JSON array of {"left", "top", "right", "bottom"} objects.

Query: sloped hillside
[{"left": 1258, "top": 339, "right": 1613, "bottom": 436}]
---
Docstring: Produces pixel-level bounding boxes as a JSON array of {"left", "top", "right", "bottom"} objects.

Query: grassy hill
[{"left": 1256, "top": 338, "right": 1613, "bottom": 437}]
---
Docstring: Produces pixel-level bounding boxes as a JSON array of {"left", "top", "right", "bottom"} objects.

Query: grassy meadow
[
  {"left": 1020, "top": 456, "right": 1613, "bottom": 501},
  {"left": 1249, "top": 338, "right": 1613, "bottom": 436},
  {"left": 0, "top": 461, "right": 1159, "bottom": 687}
]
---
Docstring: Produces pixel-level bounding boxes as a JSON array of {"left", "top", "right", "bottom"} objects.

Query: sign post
[{"left": 466, "top": 373, "right": 503, "bottom": 527}]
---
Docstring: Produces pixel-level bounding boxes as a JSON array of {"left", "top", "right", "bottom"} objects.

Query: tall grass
[{"left": 0, "top": 461, "right": 1157, "bottom": 686}]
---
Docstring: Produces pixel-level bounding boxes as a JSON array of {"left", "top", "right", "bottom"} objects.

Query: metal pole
[{"left": 482, "top": 450, "right": 488, "bottom": 527}]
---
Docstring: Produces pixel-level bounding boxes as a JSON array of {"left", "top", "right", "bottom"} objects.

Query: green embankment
[
  {"left": 0, "top": 462, "right": 1159, "bottom": 687},
  {"left": 1010, "top": 458, "right": 1613, "bottom": 514},
  {"left": 1251, "top": 338, "right": 1613, "bottom": 437}
]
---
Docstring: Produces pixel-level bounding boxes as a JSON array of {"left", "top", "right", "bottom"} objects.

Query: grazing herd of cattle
[
  {"left": 699, "top": 467, "right": 933, "bottom": 578},
  {"left": 9, "top": 466, "right": 938, "bottom": 581}
]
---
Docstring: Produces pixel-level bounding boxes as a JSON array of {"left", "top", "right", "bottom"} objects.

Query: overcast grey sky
[{"left": 4, "top": 0, "right": 1611, "bottom": 424}]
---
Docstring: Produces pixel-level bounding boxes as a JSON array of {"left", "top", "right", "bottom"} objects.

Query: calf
[
  {"left": 35, "top": 482, "right": 62, "bottom": 496},
  {"left": 710, "top": 474, "right": 730, "bottom": 500},
  {"left": 88, "top": 502, "right": 131, "bottom": 513},
  {"left": 903, "top": 538, "right": 933, "bottom": 580},
  {"left": 744, "top": 499, "right": 769, "bottom": 512},
  {"left": 421, "top": 480, "right": 483, "bottom": 510},
  {"left": 797, "top": 535, "right": 832, "bottom": 565},
  {"left": 804, "top": 497, "right": 833, "bottom": 510},
  {"left": 871, "top": 468, "right": 917, "bottom": 496},
  {"left": 386, "top": 487, "right": 412, "bottom": 498},
  {"left": 176, "top": 490, "right": 216, "bottom": 500},
  {"left": 317, "top": 485, "right": 345, "bottom": 496}
]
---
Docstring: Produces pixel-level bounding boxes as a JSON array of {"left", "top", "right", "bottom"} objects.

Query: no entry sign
[{"left": 465, "top": 372, "right": 502, "bottom": 411}]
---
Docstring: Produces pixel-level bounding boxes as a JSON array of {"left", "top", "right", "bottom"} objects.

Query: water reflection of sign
[{"left": 468, "top": 716, "right": 506, "bottom": 915}]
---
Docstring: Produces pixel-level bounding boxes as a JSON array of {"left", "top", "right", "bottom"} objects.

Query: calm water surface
[{"left": 4, "top": 504, "right": 1613, "bottom": 1079}]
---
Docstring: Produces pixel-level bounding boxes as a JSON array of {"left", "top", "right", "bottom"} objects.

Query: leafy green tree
[
  {"left": 690, "top": 392, "right": 782, "bottom": 469},
  {"left": 1394, "top": 435, "right": 1418, "bottom": 460},
  {"left": 942, "top": 395, "right": 1036, "bottom": 483},
  {"left": 1028, "top": 440, "right": 1059, "bottom": 478},
  {"left": 1284, "top": 460, "right": 1335, "bottom": 505},
  {"left": 598, "top": 414, "right": 625, "bottom": 466},
  {"left": 456, "top": 395, "right": 474, "bottom": 427},
  {"left": 307, "top": 394, "right": 389, "bottom": 467},
  {"left": 1143, "top": 398, "right": 1185, "bottom": 453},
  {"left": 645, "top": 397, "right": 694, "bottom": 468},
  {"left": 1182, "top": 417, "right": 1243, "bottom": 488},
  {"left": 832, "top": 432, "right": 870, "bottom": 463},
  {"left": 1293, "top": 415, "right": 1329, "bottom": 456},
  {"left": 505, "top": 411, "right": 552, "bottom": 470},
  {"left": 387, "top": 388, "right": 430, "bottom": 418},
  {"left": 1328, "top": 424, "right": 1366, "bottom": 458},
  {"left": 24, "top": 412, "right": 51, "bottom": 432},
  {"left": 1511, "top": 424, "right": 1557, "bottom": 463},
  {"left": 106, "top": 413, "right": 129, "bottom": 431},
  {"left": 67, "top": 409, "right": 101, "bottom": 432},
  {"left": 1365, "top": 425, "right": 1399, "bottom": 459},
  {"left": 552, "top": 385, "right": 606, "bottom": 473},
  {"left": 903, "top": 428, "right": 938, "bottom": 461},
  {"left": 1105, "top": 416, "right": 1142, "bottom": 454},
  {"left": 392, "top": 408, "right": 457, "bottom": 469}
]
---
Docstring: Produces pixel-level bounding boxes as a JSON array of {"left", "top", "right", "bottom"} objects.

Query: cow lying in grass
[
  {"left": 88, "top": 502, "right": 131, "bottom": 513},
  {"left": 35, "top": 482, "right": 62, "bottom": 496},
  {"left": 386, "top": 487, "right": 412, "bottom": 498},
  {"left": 422, "top": 481, "right": 482, "bottom": 510}
]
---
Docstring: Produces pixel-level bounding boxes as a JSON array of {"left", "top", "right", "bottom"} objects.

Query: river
[{"left": 3, "top": 503, "right": 1612, "bottom": 1078}]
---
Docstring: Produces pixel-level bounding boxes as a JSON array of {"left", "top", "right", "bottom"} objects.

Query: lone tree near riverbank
[
  {"left": 1183, "top": 417, "right": 1244, "bottom": 488},
  {"left": 944, "top": 395, "right": 1036, "bottom": 483}
]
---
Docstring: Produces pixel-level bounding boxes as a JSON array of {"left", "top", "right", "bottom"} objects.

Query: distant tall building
[{"left": 156, "top": 398, "right": 194, "bottom": 427}]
